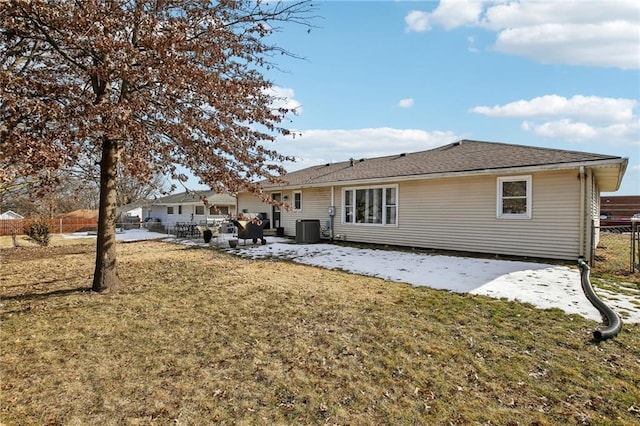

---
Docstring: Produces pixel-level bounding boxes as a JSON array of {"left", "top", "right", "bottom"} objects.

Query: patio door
[{"left": 272, "top": 192, "right": 281, "bottom": 228}]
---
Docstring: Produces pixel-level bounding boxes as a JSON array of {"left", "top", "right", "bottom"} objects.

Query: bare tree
[
  {"left": 1, "top": 172, "right": 99, "bottom": 217},
  {"left": 1, "top": 0, "right": 314, "bottom": 292},
  {"left": 67, "top": 154, "right": 166, "bottom": 207},
  {"left": 116, "top": 169, "right": 166, "bottom": 207}
]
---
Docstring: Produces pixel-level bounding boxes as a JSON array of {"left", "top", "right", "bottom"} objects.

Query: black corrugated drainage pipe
[{"left": 577, "top": 259, "right": 622, "bottom": 341}]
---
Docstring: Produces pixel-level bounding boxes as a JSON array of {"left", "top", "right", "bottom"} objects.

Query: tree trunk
[{"left": 92, "top": 137, "right": 122, "bottom": 292}]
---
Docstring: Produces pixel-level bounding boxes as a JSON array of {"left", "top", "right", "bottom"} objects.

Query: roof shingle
[
  {"left": 263, "top": 140, "right": 623, "bottom": 188},
  {"left": 152, "top": 190, "right": 236, "bottom": 205}
]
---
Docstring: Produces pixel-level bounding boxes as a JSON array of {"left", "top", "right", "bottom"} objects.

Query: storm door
[{"left": 272, "top": 192, "right": 282, "bottom": 228}]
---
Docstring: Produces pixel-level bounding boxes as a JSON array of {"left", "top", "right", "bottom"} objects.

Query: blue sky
[{"left": 188, "top": 0, "right": 639, "bottom": 195}]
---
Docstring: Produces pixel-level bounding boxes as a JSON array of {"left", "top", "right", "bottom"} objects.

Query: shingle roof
[
  {"left": 117, "top": 199, "right": 152, "bottom": 213},
  {"left": 263, "top": 140, "right": 624, "bottom": 188},
  {"left": 153, "top": 190, "right": 236, "bottom": 205},
  {"left": 0, "top": 210, "right": 24, "bottom": 220}
]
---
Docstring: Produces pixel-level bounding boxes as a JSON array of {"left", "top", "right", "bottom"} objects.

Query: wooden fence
[{"left": 0, "top": 218, "right": 98, "bottom": 236}]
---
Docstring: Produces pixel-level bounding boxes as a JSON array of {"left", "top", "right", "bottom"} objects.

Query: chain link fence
[{"left": 594, "top": 226, "right": 639, "bottom": 274}]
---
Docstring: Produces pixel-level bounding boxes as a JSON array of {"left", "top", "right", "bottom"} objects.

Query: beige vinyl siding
[
  {"left": 236, "top": 193, "right": 265, "bottom": 216},
  {"left": 333, "top": 169, "right": 581, "bottom": 260},
  {"left": 280, "top": 188, "right": 332, "bottom": 236},
  {"left": 237, "top": 188, "right": 333, "bottom": 236}
]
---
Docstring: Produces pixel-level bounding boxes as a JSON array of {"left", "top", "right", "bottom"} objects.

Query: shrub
[{"left": 24, "top": 218, "right": 51, "bottom": 246}]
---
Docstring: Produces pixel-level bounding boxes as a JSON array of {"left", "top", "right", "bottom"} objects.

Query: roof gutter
[
  {"left": 613, "top": 158, "right": 628, "bottom": 191},
  {"left": 263, "top": 158, "right": 628, "bottom": 191}
]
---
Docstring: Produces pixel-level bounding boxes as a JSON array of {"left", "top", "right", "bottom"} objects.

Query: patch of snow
[
  {"left": 63, "top": 228, "right": 174, "bottom": 242},
  {"left": 228, "top": 239, "right": 639, "bottom": 324},
  {"left": 65, "top": 231, "right": 639, "bottom": 324}
]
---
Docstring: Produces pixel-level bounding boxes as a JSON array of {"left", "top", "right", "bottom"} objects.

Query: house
[
  {"left": 599, "top": 195, "right": 640, "bottom": 228},
  {"left": 0, "top": 210, "right": 24, "bottom": 220},
  {"left": 149, "top": 190, "right": 237, "bottom": 228},
  {"left": 237, "top": 140, "right": 628, "bottom": 262},
  {"left": 117, "top": 199, "right": 152, "bottom": 221}
]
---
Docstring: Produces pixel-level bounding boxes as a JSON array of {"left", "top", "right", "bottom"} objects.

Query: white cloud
[
  {"left": 472, "top": 95, "right": 637, "bottom": 123},
  {"left": 405, "top": 0, "right": 640, "bottom": 69},
  {"left": 524, "top": 119, "right": 639, "bottom": 144},
  {"left": 264, "top": 86, "right": 303, "bottom": 115},
  {"left": 474, "top": 95, "right": 639, "bottom": 145},
  {"left": 495, "top": 21, "right": 640, "bottom": 69},
  {"left": 405, "top": 10, "right": 431, "bottom": 32},
  {"left": 525, "top": 119, "right": 598, "bottom": 141},
  {"left": 397, "top": 98, "right": 415, "bottom": 108},
  {"left": 405, "top": 0, "right": 484, "bottom": 32},
  {"left": 431, "top": 0, "right": 485, "bottom": 29},
  {"left": 482, "top": 0, "right": 636, "bottom": 30},
  {"left": 275, "top": 127, "right": 460, "bottom": 171}
]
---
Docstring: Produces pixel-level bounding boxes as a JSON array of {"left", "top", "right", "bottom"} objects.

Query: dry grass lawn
[
  {"left": 1, "top": 238, "right": 639, "bottom": 425},
  {"left": 594, "top": 232, "right": 640, "bottom": 284}
]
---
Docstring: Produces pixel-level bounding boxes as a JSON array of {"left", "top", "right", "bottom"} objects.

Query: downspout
[
  {"left": 330, "top": 186, "right": 335, "bottom": 240},
  {"left": 578, "top": 166, "right": 586, "bottom": 260}
]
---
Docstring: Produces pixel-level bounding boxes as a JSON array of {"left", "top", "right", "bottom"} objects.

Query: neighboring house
[
  {"left": 600, "top": 195, "right": 640, "bottom": 228},
  {"left": 117, "top": 199, "right": 152, "bottom": 221},
  {"left": 0, "top": 210, "right": 24, "bottom": 220},
  {"left": 0, "top": 210, "right": 25, "bottom": 237},
  {"left": 116, "top": 199, "right": 153, "bottom": 229},
  {"left": 149, "top": 190, "right": 237, "bottom": 228},
  {"left": 237, "top": 140, "right": 628, "bottom": 262}
]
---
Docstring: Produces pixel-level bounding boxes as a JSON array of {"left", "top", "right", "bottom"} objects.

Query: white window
[
  {"left": 497, "top": 175, "right": 532, "bottom": 219},
  {"left": 343, "top": 185, "right": 397, "bottom": 225},
  {"left": 195, "top": 205, "right": 204, "bottom": 215},
  {"left": 178, "top": 205, "right": 183, "bottom": 215},
  {"left": 293, "top": 191, "right": 302, "bottom": 211},
  {"left": 167, "top": 206, "right": 174, "bottom": 215}
]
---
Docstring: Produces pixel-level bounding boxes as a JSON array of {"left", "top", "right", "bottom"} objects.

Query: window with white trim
[
  {"left": 167, "top": 206, "right": 174, "bottom": 215},
  {"left": 195, "top": 205, "right": 204, "bottom": 215},
  {"left": 293, "top": 191, "right": 302, "bottom": 211},
  {"left": 497, "top": 175, "right": 531, "bottom": 219},
  {"left": 343, "top": 186, "right": 397, "bottom": 225},
  {"left": 178, "top": 205, "right": 183, "bottom": 215}
]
